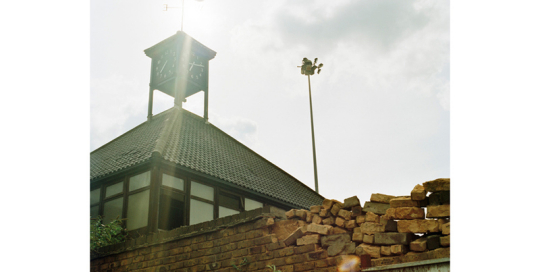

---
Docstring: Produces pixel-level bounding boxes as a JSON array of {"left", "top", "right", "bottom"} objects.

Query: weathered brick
[
  {"left": 319, "top": 208, "right": 331, "bottom": 218},
  {"left": 343, "top": 196, "right": 361, "bottom": 209},
  {"left": 283, "top": 227, "right": 304, "bottom": 246},
  {"left": 423, "top": 178, "right": 450, "bottom": 192},
  {"left": 356, "top": 215, "right": 366, "bottom": 224},
  {"left": 311, "top": 214, "right": 322, "bottom": 225},
  {"left": 390, "top": 244, "right": 407, "bottom": 255},
  {"left": 363, "top": 234, "right": 374, "bottom": 244},
  {"left": 306, "top": 223, "right": 333, "bottom": 235},
  {"left": 307, "top": 250, "right": 328, "bottom": 260},
  {"left": 428, "top": 191, "right": 450, "bottom": 205},
  {"left": 440, "top": 235, "right": 450, "bottom": 247},
  {"left": 397, "top": 219, "right": 439, "bottom": 233},
  {"left": 359, "top": 244, "right": 381, "bottom": 258},
  {"left": 276, "top": 247, "right": 295, "bottom": 257},
  {"left": 337, "top": 209, "right": 352, "bottom": 220},
  {"left": 311, "top": 205, "right": 322, "bottom": 214},
  {"left": 352, "top": 232, "right": 364, "bottom": 242},
  {"left": 363, "top": 201, "right": 390, "bottom": 215},
  {"left": 295, "top": 243, "right": 318, "bottom": 254},
  {"left": 441, "top": 222, "right": 450, "bottom": 235},
  {"left": 345, "top": 220, "right": 357, "bottom": 229},
  {"left": 266, "top": 241, "right": 285, "bottom": 251},
  {"left": 330, "top": 226, "right": 348, "bottom": 235},
  {"left": 351, "top": 206, "right": 363, "bottom": 217},
  {"left": 360, "top": 221, "right": 396, "bottom": 234},
  {"left": 285, "top": 209, "right": 296, "bottom": 219},
  {"left": 386, "top": 207, "right": 425, "bottom": 220},
  {"left": 285, "top": 254, "right": 307, "bottom": 264},
  {"left": 335, "top": 216, "right": 346, "bottom": 227},
  {"left": 330, "top": 203, "right": 343, "bottom": 216},
  {"left": 365, "top": 212, "right": 380, "bottom": 223},
  {"left": 373, "top": 232, "right": 413, "bottom": 245},
  {"left": 321, "top": 233, "right": 351, "bottom": 247},
  {"left": 294, "top": 261, "right": 315, "bottom": 271},
  {"left": 427, "top": 247, "right": 450, "bottom": 259},
  {"left": 389, "top": 196, "right": 427, "bottom": 208},
  {"left": 381, "top": 246, "right": 392, "bottom": 256},
  {"left": 411, "top": 184, "right": 427, "bottom": 200},
  {"left": 297, "top": 234, "right": 321, "bottom": 246},
  {"left": 295, "top": 209, "right": 308, "bottom": 220},
  {"left": 410, "top": 237, "right": 427, "bottom": 252},
  {"left": 322, "top": 216, "right": 335, "bottom": 225},
  {"left": 370, "top": 194, "right": 396, "bottom": 204},
  {"left": 322, "top": 199, "right": 335, "bottom": 210},
  {"left": 426, "top": 204, "right": 450, "bottom": 218}
]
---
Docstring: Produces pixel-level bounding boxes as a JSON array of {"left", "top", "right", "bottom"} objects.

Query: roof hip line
[{"left": 152, "top": 105, "right": 182, "bottom": 157}]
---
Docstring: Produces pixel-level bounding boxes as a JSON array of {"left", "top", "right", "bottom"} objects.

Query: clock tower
[{"left": 144, "top": 31, "right": 217, "bottom": 121}]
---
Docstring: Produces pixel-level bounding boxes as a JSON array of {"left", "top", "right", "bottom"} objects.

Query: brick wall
[{"left": 91, "top": 178, "right": 450, "bottom": 272}]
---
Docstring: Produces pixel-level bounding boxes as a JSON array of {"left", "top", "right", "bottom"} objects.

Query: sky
[
  {"left": 91, "top": 0, "right": 450, "bottom": 205},
  {"left": 3, "top": 0, "right": 540, "bottom": 270}
]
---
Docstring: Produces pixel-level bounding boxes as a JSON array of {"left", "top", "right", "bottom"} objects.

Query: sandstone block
[
  {"left": 295, "top": 209, "right": 308, "bottom": 220},
  {"left": 384, "top": 220, "right": 397, "bottom": 232},
  {"left": 283, "top": 227, "right": 305, "bottom": 246},
  {"left": 331, "top": 227, "right": 348, "bottom": 235},
  {"left": 312, "top": 214, "right": 322, "bottom": 225},
  {"left": 343, "top": 196, "right": 361, "bottom": 209},
  {"left": 440, "top": 235, "right": 450, "bottom": 247},
  {"left": 338, "top": 209, "right": 352, "bottom": 220},
  {"left": 426, "top": 205, "right": 450, "bottom": 218},
  {"left": 297, "top": 234, "right": 321, "bottom": 246},
  {"left": 306, "top": 212, "right": 313, "bottom": 223},
  {"left": 355, "top": 245, "right": 365, "bottom": 256},
  {"left": 363, "top": 234, "right": 374, "bottom": 244},
  {"left": 423, "top": 178, "right": 450, "bottom": 192},
  {"left": 438, "top": 218, "right": 449, "bottom": 231},
  {"left": 322, "top": 216, "right": 335, "bottom": 226},
  {"left": 441, "top": 222, "right": 450, "bottom": 235},
  {"left": 323, "top": 234, "right": 355, "bottom": 257},
  {"left": 351, "top": 206, "right": 363, "bottom": 216},
  {"left": 370, "top": 193, "right": 396, "bottom": 204},
  {"left": 321, "top": 233, "right": 351, "bottom": 247},
  {"left": 389, "top": 196, "right": 427, "bottom": 208},
  {"left": 353, "top": 227, "right": 362, "bottom": 233},
  {"left": 356, "top": 215, "right": 366, "bottom": 224},
  {"left": 322, "top": 199, "right": 334, "bottom": 210},
  {"left": 411, "top": 184, "right": 427, "bottom": 200},
  {"left": 386, "top": 207, "right": 425, "bottom": 220},
  {"left": 360, "top": 222, "right": 385, "bottom": 235},
  {"left": 335, "top": 217, "right": 346, "bottom": 228},
  {"left": 373, "top": 232, "right": 413, "bottom": 245},
  {"left": 381, "top": 246, "right": 392, "bottom": 256},
  {"left": 359, "top": 244, "right": 381, "bottom": 259},
  {"left": 428, "top": 247, "right": 450, "bottom": 259},
  {"left": 310, "top": 205, "right": 322, "bottom": 214},
  {"left": 366, "top": 212, "right": 380, "bottom": 223},
  {"left": 410, "top": 237, "right": 427, "bottom": 252},
  {"left": 363, "top": 201, "right": 390, "bottom": 215},
  {"left": 390, "top": 244, "right": 407, "bottom": 255},
  {"left": 285, "top": 209, "right": 296, "bottom": 219},
  {"left": 428, "top": 191, "right": 450, "bottom": 205},
  {"left": 380, "top": 214, "right": 392, "bottom": 225},
  {"left": 345, "top": 220, "right": 357, "bottom": 229},
  {"left": 319, "top": 208, "right": 330, "bottom": 217},
  {"left": 331, "top": 203, "right": 343, "bottom": 216},
  {"left": 306, "top": 223, "right": 333, "bottom": 235},
  {"left": 397, "top": 220, "right": 439, "bottom": 233},
  {"left": 352, "top": 232, "right": 364, "bottom": 242},
  {"left": 426, "top": 235, "right": 440, "bottom": 250}
]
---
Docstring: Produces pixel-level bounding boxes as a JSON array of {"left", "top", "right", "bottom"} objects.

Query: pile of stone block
[{"left": 281, "top": 178, "right": 450, "bottom": 264}]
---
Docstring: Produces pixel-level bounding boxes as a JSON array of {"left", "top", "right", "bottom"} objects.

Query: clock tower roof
[{"left": 144, "top": 31, "right": 216, "bottom": 60}]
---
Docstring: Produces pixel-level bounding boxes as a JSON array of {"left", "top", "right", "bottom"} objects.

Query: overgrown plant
[
  {"left": 266, "top": 264, "right": 282, "bottom": 272},
  {"left": 232, "top": 257, "right": 250, "bottom": 271},
  {"left": 90, "top": 216, "right": 127, "bottom": 253}
]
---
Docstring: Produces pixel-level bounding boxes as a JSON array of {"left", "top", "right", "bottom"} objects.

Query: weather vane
[
  {"left": 298, "top": 58, "right": 323, "bottom": 193},
  {"left": 163, "top": 0, "right": 204, "bottom": 32}
]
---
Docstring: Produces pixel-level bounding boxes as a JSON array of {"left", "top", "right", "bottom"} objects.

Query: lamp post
[{"left": 299, "top": 58, "right": 323, "bottom": 193}]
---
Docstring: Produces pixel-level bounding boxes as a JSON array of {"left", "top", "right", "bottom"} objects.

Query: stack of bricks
[{"left": 281, "top": 178, "right": 450, "bottom": 267}]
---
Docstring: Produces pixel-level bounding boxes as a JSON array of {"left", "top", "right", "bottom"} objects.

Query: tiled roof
[{"left": 90, "top": 107, "right": 324, "bottom": 209}]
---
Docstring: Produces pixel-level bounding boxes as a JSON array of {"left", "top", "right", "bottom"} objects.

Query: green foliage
[
  {"left": 90, "top": 216, "right": 127, "bottom": 253},
  {"left": 232, "top": 257, "right": 250, "bottom": 271},
  {"left": 266, "top": 264, "right": 282, "bottom": 272},
  {"left": 300, "top": 57, "right": 324, "bottom": 75}
]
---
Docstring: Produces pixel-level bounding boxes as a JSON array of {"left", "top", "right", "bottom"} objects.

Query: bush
[{"left": 90, "top": 216, "right": 127, "bottom": 253}]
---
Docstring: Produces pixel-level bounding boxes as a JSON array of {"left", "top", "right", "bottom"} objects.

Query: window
[
  {"left": 126, "top": 171, "right": 151, "bottom": 230},
  {"left": 90, "top": 188, "right": 100, "bottom": 219},
  {"left": 219, "top": 191, "right": 241, "bottom": 218},
  {"left": 158, "top": 173, "right": 186, "bottom": 230},
  {"left": 190, "top": 181, "right": 214, "bottom": 225},
  {"left": 245, "top": 198, "right": 263, "bottom": 211}
]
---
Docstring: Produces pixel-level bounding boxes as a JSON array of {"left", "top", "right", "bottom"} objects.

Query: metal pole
[
  {"left": 307, "top": 75, "right": 319, "bottom": 193},
  {"left": 181, "top": 0, "right": 184, "bottom": 31}
]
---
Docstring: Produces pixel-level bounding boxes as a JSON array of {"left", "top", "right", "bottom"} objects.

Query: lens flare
[{"left": 338, "top": 255, "right": 360, "bottom": 272}]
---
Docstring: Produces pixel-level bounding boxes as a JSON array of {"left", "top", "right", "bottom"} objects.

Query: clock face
[
  {"left": 188, "top": 53, "right": 205, "bottom": 81},
  {"left": 154, "top": 49, "right": 177, "bottom": 83}
]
